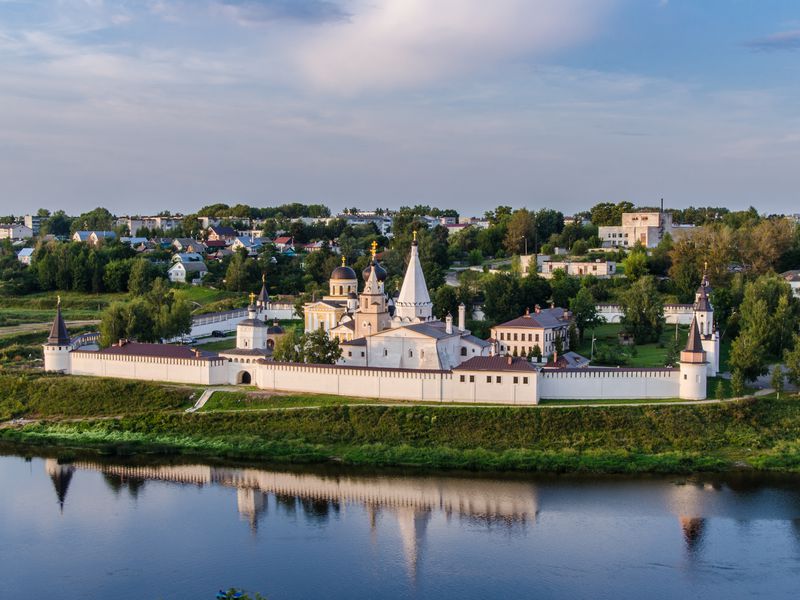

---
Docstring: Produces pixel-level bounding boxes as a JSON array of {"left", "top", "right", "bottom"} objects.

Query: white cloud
[{"left": 293, "top": 0, "right": 616, "bottom": 94}]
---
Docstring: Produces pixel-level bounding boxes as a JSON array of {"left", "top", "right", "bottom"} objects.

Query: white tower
[
  {"left": 679, "top": 317, "right": 707, "bottom": 400},
  {"left": 43, "top": 296, "right": 71, "bottom": 373},
  {"left": 393, "top": 232, "right": 433, "bottom": 324},
  {"left": 236, "top": 294, "right": 267, "bottom": 351},
  {"left": 693, "top": 270, "right": 720, "bottom": 376}
]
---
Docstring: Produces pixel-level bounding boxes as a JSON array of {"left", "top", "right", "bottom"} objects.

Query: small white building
[
  {"left": 541, "top": 260, "right": 616, "bottom": 279},
  {"left": 168, "top": 260, "right": 208, "bottom": 284},
  {"left": 781, "top": 270, "right": 800, "bottom": 299},
  {"left": 17, "top": 247, "right": 35, "bottom": 265}
]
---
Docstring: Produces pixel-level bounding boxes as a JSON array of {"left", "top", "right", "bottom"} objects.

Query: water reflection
[{"left": 4, "top": 452, "right": 800, "bottom": 600}]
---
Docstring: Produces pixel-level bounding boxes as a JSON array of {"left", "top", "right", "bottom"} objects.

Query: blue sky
[{"left": 0, "top": 0, "right": 798, "bottom": 216}]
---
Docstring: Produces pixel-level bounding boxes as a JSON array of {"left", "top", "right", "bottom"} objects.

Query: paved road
[{"left": 0, "top": 320, "right": 100, "bottom": 338}]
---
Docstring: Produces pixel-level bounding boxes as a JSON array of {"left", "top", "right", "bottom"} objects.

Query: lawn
[
  {"left": 576, "top": 322, "right": 690, "bottom": 368},
  {"left": 197, "top": 336, "right": 237, "bottom": 351},
  {"left": 0, "top": 291, "right": 126, "bottom": 326}
]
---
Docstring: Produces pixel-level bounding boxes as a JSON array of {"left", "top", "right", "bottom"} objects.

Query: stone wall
[
  {"left": 70, "top": 351, "right": 229, "bottom": 385},
  {"left": 538, "top": 367, "right": 680, "bottom": 400}
]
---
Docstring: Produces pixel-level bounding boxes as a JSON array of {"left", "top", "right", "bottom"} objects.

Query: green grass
[
  {"left": 201, "top": 391, "right": 383, "bottom": 411},
  {"left": 577, "top": 322, "right": 689, "bottom": 367},
  {"left": 197, "top": 337, "right": 237, "bottom": 351}
]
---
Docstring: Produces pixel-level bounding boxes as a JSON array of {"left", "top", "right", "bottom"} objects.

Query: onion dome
[
  {"left": 362, "top": 260, "right": 387, "bottom": 282},
  {"left": 331, "top": 256, "right": 357, "bottom": 280}
]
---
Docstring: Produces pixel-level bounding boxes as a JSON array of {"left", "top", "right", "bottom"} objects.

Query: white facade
[
  {"left": 0, "top": 224, "right": 33, "bottom": 240},
  {"left": 541, "top": 260, "right": 616, "bottom": 279}
]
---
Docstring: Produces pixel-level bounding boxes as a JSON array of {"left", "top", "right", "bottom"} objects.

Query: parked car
[
  {"left": 211, "top": 330, "right": 225, "bottom": 338},
  {"left": 181, "top": 337, "right": 197, "bottom": 345}
]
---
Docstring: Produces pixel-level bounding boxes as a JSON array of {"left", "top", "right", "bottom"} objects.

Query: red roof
[
  {"left": 274, "top": 236, "right": 293, "bottom": 244},
  {"left": 87, "top": 341, "right": 220, "bottom": 361},
  {"left": 454, "top": 355, "right": 538, "bottom": 372}
]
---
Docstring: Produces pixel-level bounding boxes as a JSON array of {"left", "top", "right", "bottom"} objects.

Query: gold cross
[
  {"left": 341, "top": 255, "right": 346, "bottom": 267},
  {"left": 249, "top": 292, "right": 256, "bottom": 305},
  {"left": 371, "top": 240, "right": 378, "bottom": 259}
]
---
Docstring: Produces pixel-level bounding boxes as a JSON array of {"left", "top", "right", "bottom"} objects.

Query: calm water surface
[{"left": 1, "top": 450, "right": 800, "bottom": 599}]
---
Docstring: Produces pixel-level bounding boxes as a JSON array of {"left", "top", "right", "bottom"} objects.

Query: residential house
[
  {"left": 782, "top": 270, "right": 800, "bottom": 299},
  {"left": 17, "top": 247, "right": 34, "bottom": 265},
  {"left": 206, "top": 225, "right": 238, "bottom": 242},
  {"left": 490, "top": 306, "right": 574, "bottom": 358},
  {"left": 273, "top": 236, "right": 295, "bottom": 253},
  {"left": 72, "top": 231, "right": 117, "bottom": 246},
  {"left": 23, "top": 214, "right": 43, "bottom": 235},
  {"left": 172, "top": 238, "right": 207, "bottom": 254},
  {"left": 168, "top": 260, "right": 208, "bottom": 284},
  {"left": 231, "top": 236, "right": 266, "bottom": 256},
  {"left": 171, "top": 252, "right": 204, "bottom": 264},
  {"left": 0, "top": 224, "right": 33, "bottom": 240}
]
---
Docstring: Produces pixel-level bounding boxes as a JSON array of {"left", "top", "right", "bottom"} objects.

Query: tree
[
  {"left": 728, "top": 325, "right": 768, "bottom": 382},
  {"left": 784, "top": 334, "right": 800, "bottom": 388},
  {"left": 128, "top": 259, "right": 160, "bottom": 296},
  {"left": 731, "top": 369, "right": 745, "bottom": 398},
  {"left": 549, "top": 269, "right": 580, "bottom": 308},
  {"left": 619, "top": 276, "right": 664, "bottom": 344},
  {"left": 272, "top": 328, "right": 302, "bottom": 362},
  {"left": 568, "top": 322, "right": 579, "bottom": 351},
  {"left": 569, "top": 287, "right": 601, "bottom": 341},
  {"left": 663, "top": 336, "right": 681, "bottom": 367},
  {"left": 225, "top": 252, "right": 249, "bottom": 292},
  {"left": 298, "top": 328, "right": 342, "bottom": 364},
  {"left": 504, "top": 209, "right": 535, "bottom": 255},
  {"left": 622, "top": 249, "right": 648, "bottom": 281},
  {"left": 433, "top": 285, "right": 459, "bottom": 320},
  {"left": 771, "top": 365, "right": 785, "bottom": 399},
  {"left": 739, "top": 274, "right": 799, "bottom": 358},
  {"left": 103, "top": 259, "right": 133, "bottom": 292},
  {"left": 99, "top": 302, "right": 128, "bottom": 347},
  {"left": 715, "top": 379, "right": 726, "bottom": 400}
]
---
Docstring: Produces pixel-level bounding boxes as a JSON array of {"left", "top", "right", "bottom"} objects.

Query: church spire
[
  {"left": 47, "top": 296, "right": 70, "bottom": 345},
  {"left": 394, "top": 236, "right": 432, "bottom": 322},
  {"left": 257, "top": 273, "right": 269, "bottom": 307}
]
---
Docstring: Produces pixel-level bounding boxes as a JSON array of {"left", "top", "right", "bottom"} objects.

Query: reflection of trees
[
  {"left": 274, "top": 494, "right": 297, "bottom": 516},
  {"left": 299, "top": 498, "right": 339, "bottom": 524}
]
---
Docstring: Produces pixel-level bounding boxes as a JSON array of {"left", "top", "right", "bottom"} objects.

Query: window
[
  {"left": 408, "top": 350, "right": 413, "bottom": 358},
  {"left": 527, "top": 334, "right": 532, "bottom": 341},
  {"left": 523, "top": 377, "right": 528, "bottom": 384},
  {"left": 460, "top": 375, "right": 465, "bottom": 382},
  {"left": 469, "top": 375, "right": 475, "bottom": 383},
  {"left": 535, "top": 334, "right": 539, "bottom": 342},
  {"left": 683, "top": 374, "right": 687, "bottom": 380},
  {"left": 361, "top": 351, "right": 365, "bottom": 357},
  {"left": 513, "top": 377, "right": 519, "bottom": 384},
  {"left": 383, "top": 349, "right": 388, "bottom": 356},
  {"left": 486, "top": 376, "right": 492, "bottom": 383},
  {"left": 460, "top": 347, "right": 467, "bottom": 356},
  {"left": 513, "top": 333, "right": 518, "bottom": 341},
  {"left": 496, "top": 376, "right": 502, "bottom": 383},
  {"left": 421, "top": 350, "right": 425, "bottom": 359},
  {"left": 348, "top": 351, "right": 352, "bottom": 357}
]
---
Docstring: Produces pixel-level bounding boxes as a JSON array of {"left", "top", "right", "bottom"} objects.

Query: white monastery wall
[
  {"left": 538, "top": 368, "right": 680, "bottom": 400},
  {"left": 597, "top": 304, "right": 694, "bottom": 325},
  {"left": 70, "top": 352, "right": 228, "bottom": 385}
]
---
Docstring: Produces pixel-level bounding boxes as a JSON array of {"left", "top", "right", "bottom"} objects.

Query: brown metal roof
[
  {"left": 453, "top": 355, "right": 538, "bottom": 372},
  {"left": 47, "top": 304, "right": 70, "bottom": 345},
  {"left": 495, "top": 308, "right": 568, "bottom": 329},
  {"left": 95, "top": 342, "right": 220, "bottom": 360}
]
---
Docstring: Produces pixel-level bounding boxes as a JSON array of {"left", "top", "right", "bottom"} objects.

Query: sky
[{"left": 0, "top": 0, "right": 798, "bottom": 217}]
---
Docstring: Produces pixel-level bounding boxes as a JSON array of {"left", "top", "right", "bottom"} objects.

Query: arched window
[
  {"left": 383, "top": 349, "right": 388, "bottom": 356},
  {"left": 460, "top": 347, "right": 467, "bottom": 356},
  {"left": 408, "top": 349, "right": 413, "bottom": 358}
]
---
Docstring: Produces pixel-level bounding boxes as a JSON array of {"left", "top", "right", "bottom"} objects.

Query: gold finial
[
  {"left": 370, "top": 240, "right": 378, "bottom": 259},
  {"left": 412, "top": 230, "right": 417, "bottom": 242},
  {"left": 57, "top": 295, "right": 61, "bottom": 308},
  {"left": 249, "top": 292, "right": 256, "bottom": 305},
  {"left": 341, "top": 255, "right": 346, "bottom": 267},
  {"left": 262, "top": 272, "right": 266, "bottom": 284}
]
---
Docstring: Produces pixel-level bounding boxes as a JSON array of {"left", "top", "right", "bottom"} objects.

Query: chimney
[
  {"left": 445, "top": 313, "right": 453, "bottom": 334},
  {"left": 507, "top": 356, "right": 512, "bottom": 366},
  {"left": 458, "top": 303, "right": 466, "bottom": 332},
  {"left": 550, "top": 301, "right": 555, "bottom": 309},
  {"left": 534, "top": 304, "right": 541, "bottom": 314},
  {"left": 525, "top": 307, "right": 531, "bottom": 317}
]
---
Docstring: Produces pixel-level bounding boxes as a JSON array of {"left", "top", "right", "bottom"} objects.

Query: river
[{"left": 1, "top": 450, "right": 799, "bottom": 599}]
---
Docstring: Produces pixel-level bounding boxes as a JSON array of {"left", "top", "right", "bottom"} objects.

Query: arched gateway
[{"left": 237, "top": 371, "right": 252, "bottom": 385}]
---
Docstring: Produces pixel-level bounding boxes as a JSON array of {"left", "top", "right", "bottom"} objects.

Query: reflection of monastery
[{"left": 44, "top": 241, "right": 719, "bottom": 402}]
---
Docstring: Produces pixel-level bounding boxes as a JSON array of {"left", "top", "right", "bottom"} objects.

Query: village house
[
  {"left": 540, "top": 260, "right": 616, "bottom": 279},
  {"left": 206, "top": 225, "right": 238, "bottom": 242},
  {"left": 167, "top": 260, "right": 208, "bottom": 284},
  {"left": 0, "top": 223, "right": 33, "bottom": 240},
  {"left": 72, "top": 231, "right": 117, "bottom": 246},
  {"left": 273, "top": 236, "right": 295, "bottom": 253},
  {"left": 17, "top": 247, "right": 34, "bottom": 265}
]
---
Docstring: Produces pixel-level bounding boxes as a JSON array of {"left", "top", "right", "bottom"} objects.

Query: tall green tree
[
  {"left": 619, "top": 276, "right": 665, "bottom": 343},
  {"left": 569, "top": 287, "right": 602, "bottom": 341}
]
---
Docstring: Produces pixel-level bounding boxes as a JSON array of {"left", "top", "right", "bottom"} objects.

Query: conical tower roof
[
  {"left": 395, "top": 235, "right": 432, "bottom": 321},
  {"left": 257, "top": 273, "right": 269, "bottom": 305},
  {"left": 685, "top": 316, "right": 704, "bottom": 353},
  {"left": 362, "top": 263, "right": 381, "bottom": 296},
  {"left": 47, "top": 297, "right": 70, "bottom": 345}
]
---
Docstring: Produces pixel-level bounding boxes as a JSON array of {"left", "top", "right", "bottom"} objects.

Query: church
[{"left": 303, "top": 235, "right": 490, "bottom": 370}]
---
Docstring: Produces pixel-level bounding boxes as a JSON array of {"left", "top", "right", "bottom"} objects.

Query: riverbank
[{"left": 1, "top": 373, "right": 798, "bottom": 474}]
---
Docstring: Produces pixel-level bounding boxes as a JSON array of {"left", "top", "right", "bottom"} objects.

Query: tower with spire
[
  {"left": 693, "top": 262, "right": 720, "bottom": 376},
  {"left": 679, "top": 316, "right": 708, "bottom": 400},
  {"left": 393, "top": 231, "right": 434, "bottom": 324},
  {"left": 355, "top": 242, "right": 391, "bottom": 335},
  {"left": 256, "top": 273, "right": 270, "bottom": 315},
  {"left": 236, "top": 292, "right": 267, "bottom": 351},
  {"left": 43, "top": 296, "right": 72, "bottom": 373}
]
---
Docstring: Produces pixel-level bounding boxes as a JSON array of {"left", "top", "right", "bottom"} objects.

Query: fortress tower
[
  {"left": 43, "top": 297, "right": 71, "bottom": 373},
  {"left": 679, "top": 317, "right": 708, "bottom": 400},
  {"left": 236, "top": 294, "right": 267, "bottom": 351}
]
